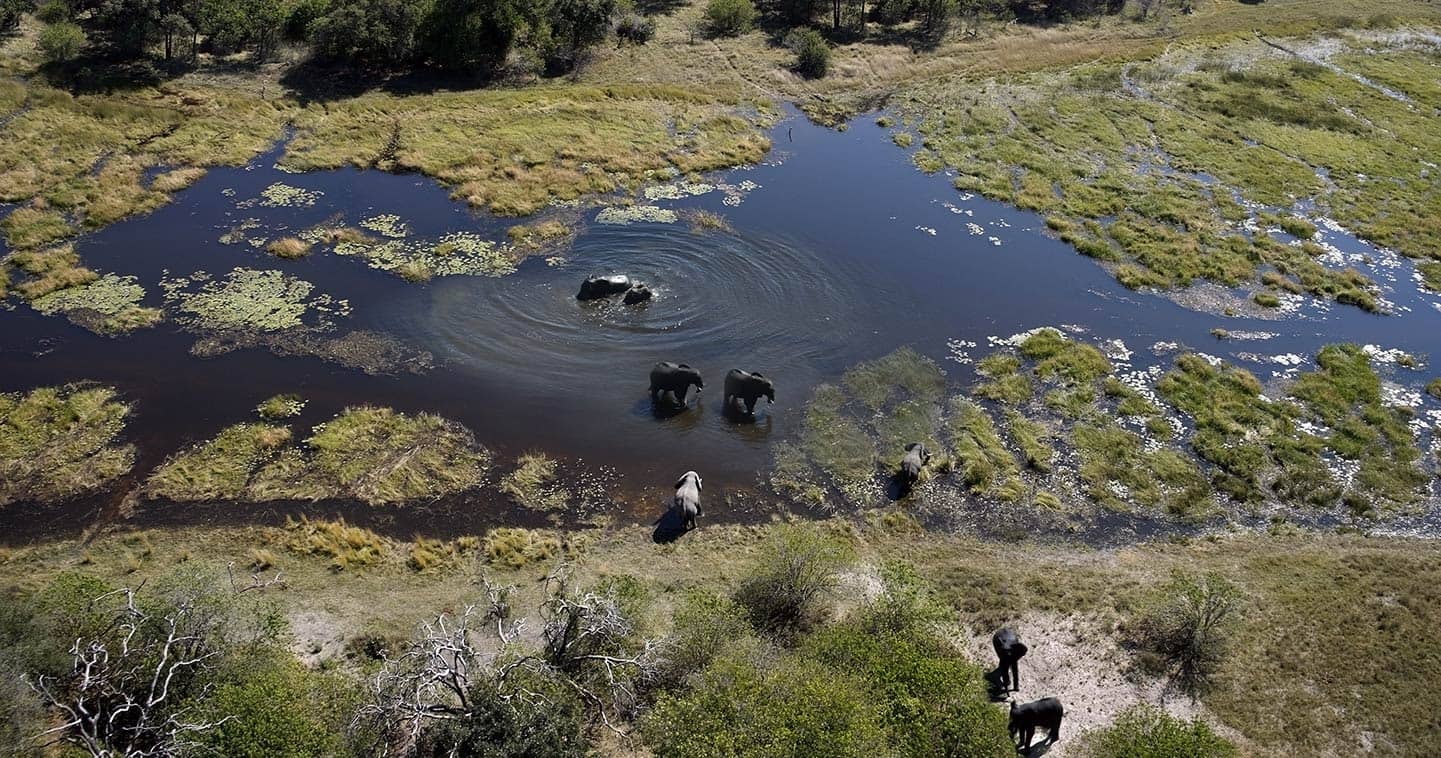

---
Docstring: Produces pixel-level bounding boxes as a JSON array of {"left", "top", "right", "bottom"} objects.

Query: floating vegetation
[
  {"left": 146, "top": 406, "right": 489, "bottom": 505},
  {"left": 596, "top": 205, "right": 678, "bottom": 225},
  {"left": 682, "top": 209, "right": 732, "bottom": 233},
  {"left": 0, "top": 385, "right": 136, "bottom": 506},
  {"left": 29, "top": 273, "right": 163, "bottom": 334},
  {"left": 506, "top": 218, "right": 576, "bottom": 252},
  {"left": 191, "top": 329, "right": 433, "bottom": 375},
  {"left": 258, "top": 182, "right": 322, "bottom": 208},
  {"left": 360, "top": 214, "right": 409, "bottom": 238},
  {"left": 329, "top": 232, "right": 518, "bottom": 279},
  {"left": 161, "top": 268, "right": 351, "bottom": 333},
  {"left": 499, "top": 452, "right": 571, "bottom": 512},
  {"left": 256, "top": 394, "right": 306, "bottom": 420},
  {"left": 642, "top": 181, "right": 715, "bottom": 202}
]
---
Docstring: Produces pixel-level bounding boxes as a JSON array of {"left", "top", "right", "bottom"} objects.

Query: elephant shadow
[
  {"left": 884, "top": 473, "right": 915, "bottom": 502},
  {"left": 1018, "top": 742, "right": 1054, "bottom": 758},
  {"left": 651, "top": 506, "right": 691, "bottom": 544},
  {"left": 720, "top": 402, "right": 773, "bottom": 440},
  {"left": 983, "top": 667, "right": 1009, "bottom": 702}
]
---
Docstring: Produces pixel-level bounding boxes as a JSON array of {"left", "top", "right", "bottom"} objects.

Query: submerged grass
[
  {"left": 499, "top": 452, "right": 570, "bottom": 511},
  {"left": 0, "top": 384, "right": 136, "bottom": 506}
]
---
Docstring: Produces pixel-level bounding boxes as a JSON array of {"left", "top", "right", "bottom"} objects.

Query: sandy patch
[
  {"left": 959, "top": 611, "right": 1224, "bottom": 756},
  {"left": 289, "top": 609, "right": 348, "bottom": 668}
]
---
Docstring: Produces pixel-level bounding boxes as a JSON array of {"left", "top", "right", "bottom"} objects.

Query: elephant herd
[{"left": 994, "top": 626, "right": 1064, "bottom": 751}]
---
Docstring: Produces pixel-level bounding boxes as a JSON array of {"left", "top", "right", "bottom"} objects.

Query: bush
[
  {"left": 704, "top": 0, "right": 754, "bottom": 36},
  {"left": 36, "top": 0, "right": 70, "bottom": 23},
  {"left": 1083, "top": 705, "right": 1237, "bottom": 757},
  {"left": 190, "top": 651, "right": 352, "bottom": 758},
  {"left": 39, "top": 22, "right": 86, "bottom": 63},
  {"left": 733, "top": 527, "right": 852, "bottom": 640},
  {"left": 642, "top": 646, "right": 887, "bottom": 757},
  {"left": 614, "top": 11, "right": 654, "bottom": 43},
  {"left": 1131, "top": 572, "right": 1242, "bottom": 696},
  {"left": 308, "top": 0, "right": 430, "bottom": 67},
  {"left": 785, "top": 27, "right": 829, "bottom": 78},
  {"left": 284, "top": 0, "right": 332, "bottom": 40},
  {"left": 654, "top": 590, "right": 752, "bottom": 690},
  {"left": 415, "top": 667, "right": 587, "bottom": 758}
]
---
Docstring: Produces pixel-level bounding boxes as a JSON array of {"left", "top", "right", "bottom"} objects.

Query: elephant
[
  {"left": 623, "top": 284, "right": 654, "bottom": 304},
  {"left": 1009, "top": 697, "right": 1062, "bottom": 750},
  {"left": 650, "top": 362, "right": 704, "bottom": 406},
  {"left": 577, "top": 275, "right": 632, "bottom": 300},
  {"left": 992, "top": 627, "right": 1029, "bottom": 692},
  {"left": 898, "top": 442, "right": 930, "bottom": 492},
  {"left": 671, "top": 470, "right": 702, "bottom": 530},
  {"left": 723, "top": 369, "right": 775, "bottom": 415}
]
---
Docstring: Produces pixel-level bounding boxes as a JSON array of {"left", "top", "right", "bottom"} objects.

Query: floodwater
[{"left": 3, "top": 106, "right": 1440, "bottom": 540}]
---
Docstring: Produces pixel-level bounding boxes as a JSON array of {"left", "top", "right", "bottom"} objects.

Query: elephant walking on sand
[
  {"left": 723, "top": 369, "right": 775, "bottom": 415},
  {"left": 1009, "top": 697, "right": 1062, "bottom": 750},
  {"left": 671, "top": 471, "right": 702, "bottom": 530},
  {"left": 650, "top": 362, "right": 704, "bottom": 406}
]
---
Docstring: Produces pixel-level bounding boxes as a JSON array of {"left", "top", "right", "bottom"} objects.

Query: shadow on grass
[{"left": 651, "top": 504, "right": 692, "bottom": 544}]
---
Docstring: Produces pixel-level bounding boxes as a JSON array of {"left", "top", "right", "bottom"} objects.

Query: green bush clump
[
  {"left": 704, "top": 0, "right": 755, "bottom": 36},
  {"left": 1082, "top": 705, "right": 1236, "bottom": 757},
  {"left": 191, "top": 651, "right": 353, "bottom": 757},
  {"left": 39, "top": 22, "right": 86, "bottom": 63},
  {"left": 733, "top": 527, "right": 853, "bottom": 640},
  {"left": 416, "top": 667, "right": 586, "bottom": 758},
  {"left": 786, "top": 28, "right": 830, "bottom": 79},
  {"left": 1130, "top": 572, "right": 1242, "bottom": 696}
]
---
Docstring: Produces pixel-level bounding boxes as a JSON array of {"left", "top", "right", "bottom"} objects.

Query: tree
[
  {"left": 39, "top": 22, "right": 87, "bottom": 62},
  {"left": 1, "top": 0, "right": 27, "bottom": 31},
  {"left": 93, "top": 0, "right": 161, "bottom": 57},
  {"left": 417, "top": 0, "right": 523, "bottom": 72},
  {"left": 1132, "top": 572, "right": 1243, "bottom": 697},
  {"left": 309, "top": 0, "right": 431, "bottom": 66},
  {"left": 732, "top": 527, "right": 851, "bottom": 638},
  {"left": 544, "top": 0, "right": 614, "bottom": 72}
]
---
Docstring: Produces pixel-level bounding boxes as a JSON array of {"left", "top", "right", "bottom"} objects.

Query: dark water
[{"left": 3, "top": 106, "right": 1439, "bottom": 540}]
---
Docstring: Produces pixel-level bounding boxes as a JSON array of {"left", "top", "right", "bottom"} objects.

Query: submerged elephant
[
  {"left": 623, "top": 284, "right": 653, "bottom": 304},
  {"left": 671, "top": 470, "right": 702, "bottom": 530},
  {"left": 723, "top": 369, "right": 775, "bottom": 415},
  {"left": 1009, "top": 697, "right": 1062, "bottom": 750},
  {"left": 897, "top": 442, "right": 930, "bottom": 492},
  {"left": 650, "top": 362, "right": 704, "bottom": 406},
  {"left": 577, "top": 275, "right": 632, "bottom": 300},
  {"left": 992, "top": 627, "right": 1028, "bottom": 692}
]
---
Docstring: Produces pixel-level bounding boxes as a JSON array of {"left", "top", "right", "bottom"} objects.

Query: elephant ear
[{"left": 674, "top": 475, "right": 687, "bottom": 489}]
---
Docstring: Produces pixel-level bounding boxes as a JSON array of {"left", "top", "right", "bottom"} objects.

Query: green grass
[
  {"left": 841, "top": 346, "right": 946, "bottom": 411},
  {"left": 0, "top": 384, "right": 136, "bottom": 505},
  {"left": 483, "top": 527, "right": 564, "bottom": 569},
  {"left": 256, "top": 394, "right": 305, "bottom": 420},
  {"left": 1, "top": 206, "right": 70, "bottom": 249},
  {"left": 146, "top": 423, "right": 293, "bottom": 501},
  {"left": 1073, "top": 422, "right": 1210, "bottom": 517},
  {"left": 948, "top": 399, "right": 1023, "bottom": 501}
]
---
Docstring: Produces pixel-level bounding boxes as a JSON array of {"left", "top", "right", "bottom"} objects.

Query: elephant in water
[
  {"left": 671, "top": 470, "right": 702, "bottom": 530},
  {"left": 1009, "top": 697, "right": 1062, "bottom": 750},
  {"left": 577, "top": 275, "right": 632, "bottom": 300},
  {"left": 623, "top": 284, "right": 653, "bottom": 304},
  {"left": 723, "top": 369, "right": 775, "bottom": 415},
  {"left": 650, "top": 362, "right": 704, "bottom": 406},
  {"left": 897, "top": 442, "right": 930, "bottom": 492}
]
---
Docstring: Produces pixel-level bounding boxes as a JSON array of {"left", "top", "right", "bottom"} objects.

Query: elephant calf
[
  {"left": 623, "top": 284, "right": 653, "bottom": 304},
  {"left": 1009, "top": 697, "right": 1062, "bottom": 750},
  {"left": 577, "top": 275, "right": 632, "bottom": 300},
  {"left": 898, "top": 442, "right": 930, "bottom": 492},
  {"left": 671, "top": 471, "right": 702, "bottom": 530},
  {"left": 650, "top": 362, "right": 704, "bottom": 406},
  {"left": 992, "top": 627, "right": 1028, "bottom": 692},
  {"left": 723, "top": 369, "right": 775, "bottom": 415}
]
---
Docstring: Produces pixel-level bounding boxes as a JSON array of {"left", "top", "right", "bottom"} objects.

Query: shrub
[
  {"left": 190, "top": 651, "right": 350, "bottom": 758},
  {"left": 1, "top": 0, "right": 28, "bottom": 31},
  {"left": 1131, "top": 572, "right": 1242, "bottom": 696},
  {"left": 36, "top": 0, "right": 71, "bottom": 23},
  {"left": 614, "top": 12, "right": 654, "bottom": 43},
  {"left": 1083, "top": 705, "right": 1237, "bottom": 757},
  {"left": 415, "top": 667, "right": 587, "bottom": 757},
  {"left": 785, "top": 27, "right": 829, "bottom": 78},
  {"left": 39, "top": 22, "right": 86, "bottom": 63},
  {"left": 642, "top": 647, "right": 887, "bottom": 757},
  {"left": 704, "top": 0, "right": 754, "bottom": 36},
  {"left": 654, "top": 590, "right": 752, "bottom": 690},
  {"left": 733, "top": 527, "right": 852, "bottom": 640}
]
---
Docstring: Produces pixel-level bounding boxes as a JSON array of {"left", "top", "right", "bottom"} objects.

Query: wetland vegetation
[{"left": 4, "top": 0, "right": 1441, "bottom": 753}]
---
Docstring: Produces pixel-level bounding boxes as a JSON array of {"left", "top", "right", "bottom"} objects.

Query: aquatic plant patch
[
  {"left": 161, "top": 268, "right": 351, "bottom": 333},
  {"left": 499, "top": 452, "right": 571, "bottom": 512},
  {"left": 0, "top": 384, "right": 136, "bottom": 506},
  {"left": 595, "top": 205, "right": 679, "bottom": 225},
  {"left": 324, "top": 232, "right": 519, "bottom": 279},
  {"left": 28, "top": 273, "right": 163, "bottom": 334},
  {"left": 257, "top": 182, "right": 323, "bottom": 208},
  {"left": 256, "top": 394, "right": 306, "bottom": 420}
]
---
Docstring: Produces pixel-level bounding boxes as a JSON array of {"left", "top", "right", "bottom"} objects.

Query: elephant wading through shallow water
[
  {"left": 650, "top": 362, "right": 704, "bottom": 406},
  {"left": 723, "top": 369, "right": 775, "bottom": 416}
]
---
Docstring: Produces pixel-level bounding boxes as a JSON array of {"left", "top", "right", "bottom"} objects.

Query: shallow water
[{"left": 3, "top": 106, "right": 1440, "bottom": 539}]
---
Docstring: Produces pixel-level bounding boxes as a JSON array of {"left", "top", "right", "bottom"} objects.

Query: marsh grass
[
  {"left": 483, "top": 527, "right": 564, "bottom": 569},
  {"left": 255, "top": 394, "right": 305, "bottom": 420},
  {"left": 283, "top": 516, "right": 388, "bottom": 572},
  {"left": 841, "top": 346, "right": 946, "bottom": 411},
  {"left": 1, "top": 206, "right": 71, "bottom": 249},
  {"left": 947, "top": 399, "right": 1024, "bottom": 502},
  {"left": 0, "top": 384, "right": 136, "bottom": 505},
  {"left": 266, "top": 237, "right": 311, "bottom": 259},
  {"left": 146, "top": 423, "right": 293, "bottom": 501},
  {"left": 7, "top": 244, "right": 97, "bottom": 300},
  {"left": 681, "top": 209, "right": 732, "bottom": 233},
  {"left": 149, "top": 167, "right": 207, "bottom": 193},
  {"left": 407, "top": 536, "right": 479, "bottom": 573},
  {"left": 499, "top": 452, "right": 570, "bottom": 511}
]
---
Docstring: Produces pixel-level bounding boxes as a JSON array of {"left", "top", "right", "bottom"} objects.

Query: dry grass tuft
[{"left": 267, "top": 237, "right": 311, "bottom": 259}]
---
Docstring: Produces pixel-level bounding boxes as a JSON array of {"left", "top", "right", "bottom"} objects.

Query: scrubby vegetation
[{"left": 1081, "top": 705, "right": 1237, "bottom": 757}]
